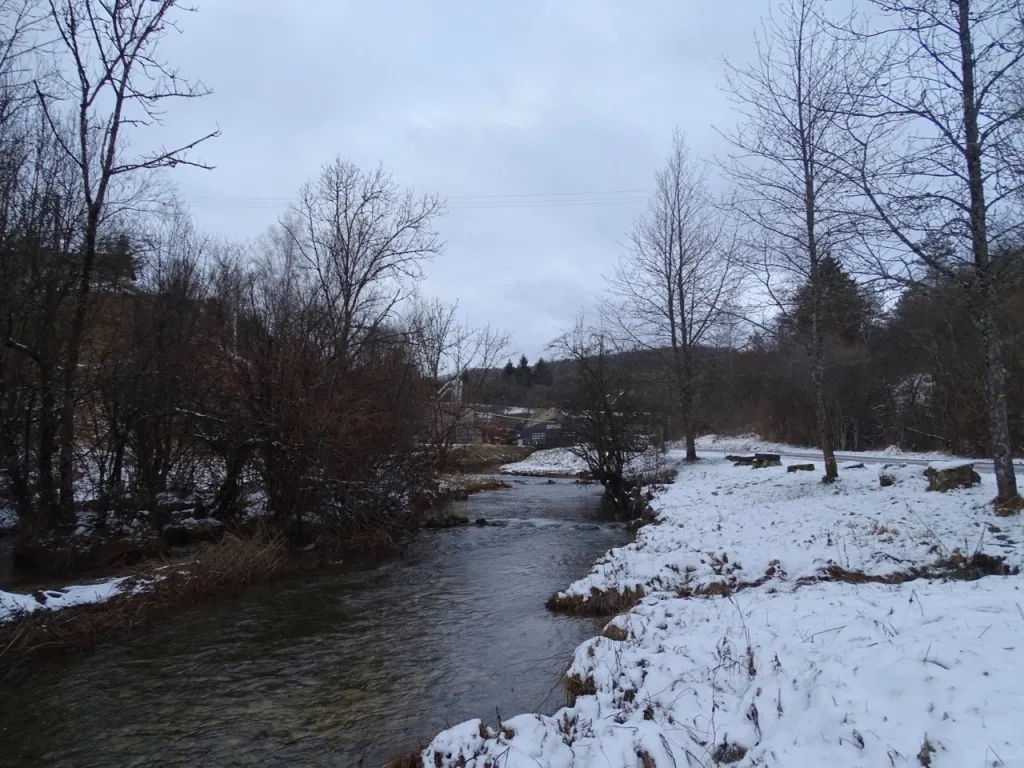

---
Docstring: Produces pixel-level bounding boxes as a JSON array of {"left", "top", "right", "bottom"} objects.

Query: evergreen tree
[
  {"left": 515, "top": 354, "right": 531, "bottom": 386},
  {"left": 532, "top": 357, "right": 554, "bottom": 386},
  {"left": 783, "top": 256, "right": 873, "bottom": 345},
  {"left": 503, "top": 359, "right": 515, "bottom": 377}
]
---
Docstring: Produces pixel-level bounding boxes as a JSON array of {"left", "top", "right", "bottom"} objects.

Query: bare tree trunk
[
  {"left": 810, "top": 271, "right": 838, "bottom": 481},
  {"left": 36, "top": 367, "right": 57, "bottom": 517},
  {"left": 57, "top": 213, "right": 99, "bottom": 522},
  {"left": 955, "top": 0, "right": 1018, "bottom": 509},
  {"left": 811, "top": 344, "right": 838, "bottom": 481},
  {"left": 978, "top": 289, "right": 1018, "bottom": 508}
]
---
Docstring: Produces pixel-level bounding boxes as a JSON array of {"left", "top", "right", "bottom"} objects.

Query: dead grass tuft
[
  {"left": 869, "top": 521, "right": 900, "bottom": 537},
  {"left": 806, "top": 550, "right": 1018, "bottom": 588},
  {"left": 546, "top": 586, "right": 645, "bottom": 617},
  {"left": 702, "top": 580, "right": 734, "bottom": 597},
  {"left": 712, "top": 741, "right": 748, "bottom": 764},
  {"left": 638, "top": 750, "right": 657, "bottom": 768},
  {"left": 0, "top": 533, "right": 285, "bottom": 676},
  {"left": 917, "top": 735, "right": 935, "bottom": 766},
  {"left": 564, "top": 673, "right": 597, "bottom": 706},
  {"left": 602, "top": 623, "right": 629, "bottom": 641},
  {"left": 995, "top": 494, "right": 1024, "bottom": 517}
]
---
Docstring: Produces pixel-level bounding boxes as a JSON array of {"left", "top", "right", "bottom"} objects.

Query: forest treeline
[{"left": 477, "top": 252, "right": 1024, "bottom": 458}]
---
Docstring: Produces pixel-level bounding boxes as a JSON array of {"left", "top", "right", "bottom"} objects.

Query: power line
[{"left": 180, "top": 188, "right": 655, "bottom": 211}]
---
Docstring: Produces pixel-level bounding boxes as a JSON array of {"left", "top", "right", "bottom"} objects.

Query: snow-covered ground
[
  {"left": 420, "top": 451, "right": 1024, "bottom": 767},
  {"left": 0, "top": 576, "right": 143, "bottom": 622},
  {"left": 694, "top": 433, "right": 1024, "bottom": 465},
  {"left": 500, "top": 447, "right": 678, "bottom": 479},
  {"left": 500, "top": 447, "right": 590, "bottom": 476},
  {"left": 557, "top": 456, "right": 1020, "bottom": 601}
]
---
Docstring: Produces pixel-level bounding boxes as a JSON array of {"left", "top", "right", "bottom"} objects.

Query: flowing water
[{"left": 0, "top": 477, "right": 628, "bottom": 767}]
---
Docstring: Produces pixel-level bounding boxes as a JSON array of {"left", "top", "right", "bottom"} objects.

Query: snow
[
  {"left": 556, "top": 455, "right": 1020, "bottom": 602},
  {"left": 420, "top": 452, "right": 1024, "bottom": 767},
  {"left": 694, "top": 433, "right": 959, "bottom": 462},
  {"left": 501, "top": 447, "right": 589, "bottom": 475},
  {"left": 694, "top": 433, "right": 1024, "bottom": 466},
  {"left": 425, "top": 577, "right": 1024, "bottom": 767},
  {"left": 0, "top": 577, "right": 135, "bottom": 622},
  {"left": 500, "top": 447, "right": 677, "bottom": 479},
  {"left": 927, "top": 459, "right": 979, "bottom": 471}
]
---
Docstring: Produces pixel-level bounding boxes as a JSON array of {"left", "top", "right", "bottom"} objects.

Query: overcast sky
[{"left": 155, "top": 1, "right": 764, "bottom": 361}]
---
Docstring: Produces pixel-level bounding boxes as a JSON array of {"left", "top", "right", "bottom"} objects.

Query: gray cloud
[{"left": 154, "top": 0, "right": 764, "bottom": 359}]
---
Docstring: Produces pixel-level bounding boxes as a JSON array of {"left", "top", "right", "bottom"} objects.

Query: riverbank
[
  {"left": 0, "top": 534, "right": 285, "bottom": 675},
  {"left": 410, "top": 451, "right": 1024, "bottom": 767}
]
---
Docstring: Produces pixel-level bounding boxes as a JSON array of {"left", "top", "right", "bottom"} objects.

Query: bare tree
[
  {"left": 610, "top": 130, "right": 741, "bottom": 461},
  {"left": 720, "top": 0, "right": 865, "bottom": 482},
  {"left": 405, "top": 294, "right": 509, "bottom": 467},
  {"left": 36, "top": 0, "right": 219, "bottom": 520},
  {"left": 282, "top": 158, "right": 444, "bottom": 370},
  {"left": 549, "top": 318, "right": 652, "bottom": 509},
  {"left": 840, "top": 0, "right": 1024, "bottom": 511}
]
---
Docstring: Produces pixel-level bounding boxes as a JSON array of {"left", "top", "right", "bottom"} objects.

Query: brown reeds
[
  {"left": 0, "top": 533, "right": 285, "bottom": 676},
  {"left": 546, "top": 585, "right": 645, "bottom": 617}
]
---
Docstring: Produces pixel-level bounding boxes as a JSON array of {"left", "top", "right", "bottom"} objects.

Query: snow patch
[{"left": 0, "top": 577, "right": 133, "bottom": 622}]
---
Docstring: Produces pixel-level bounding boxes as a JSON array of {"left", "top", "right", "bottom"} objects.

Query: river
[{"left": 0, "top": 476, "right": 628, "bottom": 767}]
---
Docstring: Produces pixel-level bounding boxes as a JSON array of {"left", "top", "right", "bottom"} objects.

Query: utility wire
[{"left": 180, "top": 188, "right": 655, "bottom": 211}]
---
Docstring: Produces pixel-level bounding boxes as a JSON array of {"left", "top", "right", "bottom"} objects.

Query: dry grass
[
  {"left": 447, "top": 444, "right": 534, "bottom": 473},
  {"left": 805, "top": 551, "right": 1017, "bottom": 587},
  {"left": 869, "top": 521, "right": 900, "bottom": 537},
  {"left": 917, "top": 736, "right": 935, "bottom": 766},
  {"left": 995, "top": 494, "right": 1024, "bottom": 517},
  {"left": 712, "top": 741, "right": 748, "bottom": 764},
  {"left": 564, "top": 672, "right": 597, "bottom": 706},
  {"left": 443, "top": 476, "right": 512, "bottom": 499},
  {"left": 547, "top": 585, "right": 646, "bottom": 617},
  {"left": 602, "top": 624, "right": 629, "bottom": 641},
  {"left": 0, "top": 533, "right": 285, "bottom": 676}
]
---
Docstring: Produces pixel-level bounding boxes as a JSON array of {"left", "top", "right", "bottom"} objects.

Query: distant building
[{"left": 518, "top": 407, "right": 577, "bottom": 448}]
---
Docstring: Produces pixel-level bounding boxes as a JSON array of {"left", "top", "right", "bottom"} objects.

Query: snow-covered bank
[
  {"left": 500, "top": 447, "right": 680, "bottom": 480},
  {"left": 500, "top": 447, "right": 590, "bottom": 476},
  {"left": 427, "top": 576, "right": 1023, "bottom": 767},
  {"left": 0, "top": 576, "right": 141, "bottom": 622},
  {"left": 417, "top": 453, "right": 1024, "bottom": 767},
  {"left": 556, "top": 457, "right": 1020, "bottom": 603}
]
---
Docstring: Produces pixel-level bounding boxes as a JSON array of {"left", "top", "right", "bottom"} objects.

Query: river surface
[{"left": 0, "top": 476, "right": 628, "bottom": 767}]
